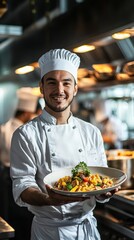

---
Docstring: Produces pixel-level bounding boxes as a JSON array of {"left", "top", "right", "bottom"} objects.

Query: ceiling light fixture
[
  {"left": 73, "top": 44, "right": 95, "bottom": 53},
  {"left": 15, "top": 66, "right": 34, "bottom": 74},
  {"left": 112, "top": 32, "right": 130, "bottom": 40},
  {"left": 0, "top": 0, "right": 8, "bottom": 18}
]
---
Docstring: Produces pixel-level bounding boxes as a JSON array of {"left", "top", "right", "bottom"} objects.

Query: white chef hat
[
  {"left": 17, "top": 87, "right": 38, "bottom": 113},
  {"left": 38, "top": 48, "right": 80, "bottom": 82},
  {"left": 93, "top": 99, "right": 111, "bottom": 122}
]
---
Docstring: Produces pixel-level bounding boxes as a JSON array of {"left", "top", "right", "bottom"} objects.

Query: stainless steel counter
[{"left": 95, "top": 190, "right": 134, "bottom": 240}]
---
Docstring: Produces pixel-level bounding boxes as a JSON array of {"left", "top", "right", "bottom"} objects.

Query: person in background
[
  {"left": 10, "top": 49, "right": 120, "bottom": 240},
  {"left": 30, "top": 97, "right": 43, "bottom": 119},
  {"left": 93, "top": 98, "right": 124, "bottom": 150},
  {"left": 0, "top": 87, "right": 40, "bottom": 240}
]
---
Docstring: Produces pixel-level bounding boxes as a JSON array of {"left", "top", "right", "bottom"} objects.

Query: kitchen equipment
[
  {"left": 0, "top": 216, "right": 15, "bottom": 239},
  {"left": 92, "top": 64, "right": 116, "bottom": 81},
  {"left": 77, "top": 68, "right": 89, "bottom": 78},
  {"left": 95, "top": 151, "right": 134, "bottom": 239},
  {"left": 123, "top": 61, "right": 134, "bottom": 76},
  {"left": 107, "top": 190, "right": 134, "bottom": 216},
  {"left": 95, "top": 189, "right": 134, "bottom": 239},
  {"left": 107, "top": 149, "right": 134, "bottom": 188},
  {"left": 108, "top": 158, "right": 134, "bottom": 188}
]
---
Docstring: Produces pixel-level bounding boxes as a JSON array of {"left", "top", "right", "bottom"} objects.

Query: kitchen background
[
  {"left": 0, "top": 1, "right": 134, "bottom": 239},
  {"left": 0, "top": 0, "right": 134, "bottom": 138}
]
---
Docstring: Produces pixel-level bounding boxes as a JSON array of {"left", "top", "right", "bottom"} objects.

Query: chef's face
[{"left": 40, "top": 70, "right": 78, "bottom": 113}]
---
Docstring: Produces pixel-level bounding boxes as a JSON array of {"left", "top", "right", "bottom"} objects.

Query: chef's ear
[{"left": 74, "top": 84, "right": 78, "bottom": 96}]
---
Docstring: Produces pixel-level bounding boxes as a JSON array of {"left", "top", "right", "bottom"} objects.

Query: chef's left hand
[{"left": 95, "top": 186, "right": 121, "bottom": 201}]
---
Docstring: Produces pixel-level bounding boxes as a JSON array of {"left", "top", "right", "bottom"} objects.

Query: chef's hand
[
  {"left": 45, "top": 184, "right": 90, "bottom": 206},
  {"left": 95, "top": 186, "right": 121, "bottom": 201}
]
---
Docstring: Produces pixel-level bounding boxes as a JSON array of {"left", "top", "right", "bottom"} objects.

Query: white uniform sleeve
[{"left": 10, "top": 129, "right": 40, "bottom": 206}]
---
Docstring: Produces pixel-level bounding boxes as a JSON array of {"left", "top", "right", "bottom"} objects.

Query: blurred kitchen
[{"left": 0, "top": 0, "right": 134, "bottom": 239}]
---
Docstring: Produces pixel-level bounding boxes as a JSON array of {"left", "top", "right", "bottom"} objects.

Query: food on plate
[
  {"left": 117, "top": 150, "right": 134, "bottom": 157},
  {"left": 53, "top": 162, "right": 114, "bottom": 192}
]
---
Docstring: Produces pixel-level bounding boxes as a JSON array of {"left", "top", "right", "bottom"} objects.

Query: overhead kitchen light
[
  {"left": 112, "top": 32, "right": 130, "bottom": 40},
  {"left": 15, "top": 65, "right": 34, "bottom": 74},
  {"left": 73, "top": 44, "right": 95, "bottom": 53}
]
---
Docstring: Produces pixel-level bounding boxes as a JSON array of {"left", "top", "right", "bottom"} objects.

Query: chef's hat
[
  {"left": 38, "top": 49, "right": 80, "bottom": 82},
  {"left": 17, "top": 87, "right": 38, "bottom": 113},
  {"left": 93, "top": 99, "right": 111, "bottom": 122}
]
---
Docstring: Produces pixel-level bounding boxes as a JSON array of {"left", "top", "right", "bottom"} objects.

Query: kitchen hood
[{"left": 0, "top": 0, "right": 134, "bottom": 88}]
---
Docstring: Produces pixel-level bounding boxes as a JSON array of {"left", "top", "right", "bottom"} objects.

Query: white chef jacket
[
  {"left": 0, "top": 118, "right": 23, "bottom": 167},
  {"left": 10, "top": 109, "right": 108, "bottom": 240}
]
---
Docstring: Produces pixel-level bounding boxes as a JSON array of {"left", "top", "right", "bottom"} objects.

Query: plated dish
[{"left": 44, "top": 163, "right": 127, "bottom": 197}]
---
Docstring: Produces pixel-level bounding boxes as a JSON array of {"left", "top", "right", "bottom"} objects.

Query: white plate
[{"left": 43, "top": 166, "right": 127, "bottom": 197}]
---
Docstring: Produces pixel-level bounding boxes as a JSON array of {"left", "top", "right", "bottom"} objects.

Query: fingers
[
  {"left": 45, "top": 184, "right": 91, "bottom": 204},
  {"left": 96, "top": 186, "right": 122, "bottom": 200},
  {"left": 45, "top": 184, "right": 52, "bottom": 190}
]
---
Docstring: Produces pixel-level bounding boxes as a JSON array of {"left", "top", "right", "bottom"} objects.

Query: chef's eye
[
  {"left": 48, "top": 81, "right": 56, "bottom": 85},
  {"left": 64, "top": 82, "right": 71, "bottom": 86}
]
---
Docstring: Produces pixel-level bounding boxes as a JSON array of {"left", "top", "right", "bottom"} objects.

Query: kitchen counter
[{"left": 0, "top": 216, "right": 15, "bottom": 239}]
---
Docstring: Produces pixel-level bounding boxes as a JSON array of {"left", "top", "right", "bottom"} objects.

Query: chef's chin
[{"left": 45, "top": 98, "right": 74, "bottom": 113}]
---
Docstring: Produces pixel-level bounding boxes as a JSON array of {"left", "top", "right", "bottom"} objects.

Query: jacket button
[
  {"left": 52, "top": 153, "right": 56, "bottom": 157},
  {"left": 79, "top": 149, "right": 83, "bottom": 152},
  {"left": 48, "top": 128, "right": 51, "bottom": 132},
  {"left": 73, "top": 125, "right": 76, "bottom": 129}
]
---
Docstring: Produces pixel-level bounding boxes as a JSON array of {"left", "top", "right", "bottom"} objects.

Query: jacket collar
[{"left": 40, "top": 109, "right": 74, "bottom": 125}]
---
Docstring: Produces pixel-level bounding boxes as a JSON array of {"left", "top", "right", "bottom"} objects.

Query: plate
[{"left": 43, "top": 166, "right": 127, "bottom": 197}]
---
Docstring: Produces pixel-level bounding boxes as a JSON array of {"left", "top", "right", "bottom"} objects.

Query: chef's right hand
[{"left": 45, "top": 184, "right": 90, "bottom": 206}]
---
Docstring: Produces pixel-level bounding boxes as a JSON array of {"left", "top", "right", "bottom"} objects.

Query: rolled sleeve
[{"left": 10, "top": 129, "right": 40, "bottom": 206}]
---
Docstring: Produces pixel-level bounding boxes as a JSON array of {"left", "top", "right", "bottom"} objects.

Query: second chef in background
[
  {"left": 93, "top": 98, "right": 124, "bottom": 150},
  {"left": 0, "top": 88, "right": 42, "bottom": 240}
]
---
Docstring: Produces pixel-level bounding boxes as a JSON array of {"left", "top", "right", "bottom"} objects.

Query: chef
[
  {"left": 0, "top": 88, "right": 39, "bottom": 240},
  {"left": 10, "top": 49, "right": 119, "bottom": 240},
  {"left": 93, "top": 98, "right": 124, "bottom": 150}
]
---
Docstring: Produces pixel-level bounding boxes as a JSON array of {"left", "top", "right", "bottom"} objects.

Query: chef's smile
[
  {"left": 52, "top": 95, "right": 66, "bottom": 102},
  {"left": 49, "top": 93, "right": 69, "bottom": 111}
]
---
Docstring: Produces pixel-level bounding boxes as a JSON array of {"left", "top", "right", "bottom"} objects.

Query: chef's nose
[{"left": 56, "top": 82, "right": 64, "bottom": 94}]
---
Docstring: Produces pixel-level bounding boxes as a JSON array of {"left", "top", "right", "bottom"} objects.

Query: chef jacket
[
  {"left": 10, "top": 109, "right": 108, "bottom": 240},
  {"left": 0, "top": 118, "right": 23, "bottom": 167}
]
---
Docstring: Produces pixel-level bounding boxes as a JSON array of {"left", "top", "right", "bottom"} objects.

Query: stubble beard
[{"left": 44, "top": 96, "right": 74, "bottom": 113}]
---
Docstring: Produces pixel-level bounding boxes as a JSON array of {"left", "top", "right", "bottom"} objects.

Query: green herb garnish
[{"left": 71, "top": 162, "right": 90, "bottom": 177}]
